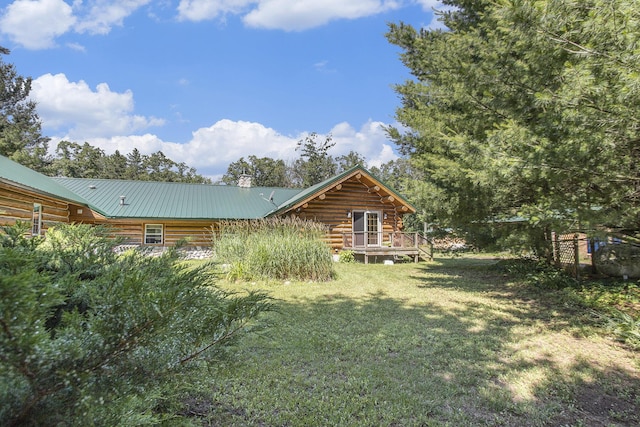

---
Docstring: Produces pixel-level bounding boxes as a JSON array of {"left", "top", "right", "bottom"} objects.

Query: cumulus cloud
[
  {"left": 0, "top": 0, "right": 76, "bottom": 49},
  {"left": 51, "top": 119, "right": 297, "bottom": 179},
  {"left": 46, "top": 119, "right": 397, "bottom": 180},
  {"left": 31, "top": 73, "right": 164, "bottom": 139},
  {"left": 176, "top": 0, "right": 404, "bottom": 29},
  {"left": 31, "top": 71, "right": 399, "bottom": 178},
  {"left": 242, "top": 0, "right": 400, "bottom": 31},
  {"left": 0, "top": 0, "right": 150, "bottom": 49},
  {"left": 177, "top": 0, "right": 254, "bottom": 22},
  {"left": 73, "top": 0, "right": 152, "bottom": 35},
  {"left": 176, "top": 1, "right": 446, "bottom": 31},
  {"left": 1, "top": 0, "right": 447, "bottom": 48},
  {"left": 172, "top": 119, "right": 299, "bottom": 169},
  {"left": 329, "top": 120, "right": 398, "bottom": 168}
]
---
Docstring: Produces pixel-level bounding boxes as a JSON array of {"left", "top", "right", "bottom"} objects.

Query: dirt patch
[
  {"left": 180, "top": 397, "right": 249, "bottom": 426},
  {"left": 577, "top": 379, "right": 639, "bottom": 425}
]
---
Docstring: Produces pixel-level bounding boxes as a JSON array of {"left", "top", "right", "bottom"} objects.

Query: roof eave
[
  {"left": 0, "top": 177, "right": 91, "bottom": 208},
  {"left": 271, "top": 166, "right": 416, "bottom": 216}
]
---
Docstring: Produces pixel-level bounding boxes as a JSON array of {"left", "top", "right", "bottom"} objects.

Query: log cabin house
[{"left": 1, "top": 154, "right": 426, "bottom": 262}]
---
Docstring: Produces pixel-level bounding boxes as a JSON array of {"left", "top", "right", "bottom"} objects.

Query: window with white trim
[
  {"left": 144, "top": 224, "right": 163, "bottom": 244},
  {"left": 32, "top": 203, "right": 42, "bottom": 236}
]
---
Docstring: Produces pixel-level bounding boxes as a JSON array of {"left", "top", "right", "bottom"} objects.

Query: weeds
[
  {"left": 493, "top": 257, "right": 640, "bottom": 349},
  {"left": 493, "top": 257, "right": 579, "bottom": 289}
]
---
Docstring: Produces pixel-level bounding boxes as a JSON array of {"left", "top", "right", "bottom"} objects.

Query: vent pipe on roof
[{"left": 120, "top": 195, "right": 126, "bottom": 206}]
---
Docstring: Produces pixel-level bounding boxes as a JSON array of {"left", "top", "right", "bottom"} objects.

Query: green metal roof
[
  {"left": 0, "top": 155, "right": 89, "bottom": 205},
  {"left": 52, "top": 177, "right": 303, "bottom": 219}
]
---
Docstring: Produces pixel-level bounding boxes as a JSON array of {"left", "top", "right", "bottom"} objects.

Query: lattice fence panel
[{"left": 553, "top": 233, "right": 580, "bottom": 277}]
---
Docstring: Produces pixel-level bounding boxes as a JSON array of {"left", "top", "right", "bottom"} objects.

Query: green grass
[{"left": 180, "top": 258, "right": 640, "bottom": 426}]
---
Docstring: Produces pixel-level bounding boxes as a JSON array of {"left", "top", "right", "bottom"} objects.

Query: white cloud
[
  {"left": 46, "top": 119, "right": 397, "bottom": 179},
  {"left": 243, "top": 0, "right": 400, "bottom": 31},
  {"left": 0, "top": 0, "right": 150, "bottom": 49},
  {"left": 66, "top": 42, "right": 86, "bottom": 52},
  {"left": 175, "top": 0, "right": 446, "bottom": 31},
  {"left": 0, "top": 0, "right": 76, "bottom": 49},
  {"left": 31, "top": 73, "right": 164, "bottom": 139},
  {"left": 175, "top": 0, "right": 404, "bottom": 29},
  {"left": 172, "top": 119, "right": 298, "bottom": 169},
  {"left": 329, "top": 120, "right": 398, "bottom": 168},
  {"left": 415, "top": 0, "right": 440, "bottom": 8},
  {"left": 1, "top": 0, "right": 447, "bottom": 49},
  {"left": 177, "top": 0, "right": 254, "bottom": 22},
  {"left": 73, "top": 0, "right": 152, "bottom": 35}
]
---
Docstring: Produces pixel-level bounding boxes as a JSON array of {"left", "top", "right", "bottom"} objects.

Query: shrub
[
  {"left": 0, "top": 223, "right": 271, "bottom": 426},
  {"left": 493, "top": 257, "right": 578, "bottom": 289},
  {"left": 594, "top": 308, "right": 640, "bottom": 350},
  {"left": 213, "top": 218, "right": 335, "bottom": 281},
  {"left": 338, "top": 250, "right": 356, "bottom": 263}
]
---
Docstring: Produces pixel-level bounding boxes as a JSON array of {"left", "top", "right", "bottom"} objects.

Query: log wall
[
  {"left": 290, "top": 176, "right": 406, "bottom": 251},
  {"left": 0, "top": 181, "right": 70, "bottom": 232},
  {"left": 83, "top": 218, "right": 216, "bottom": 247}
]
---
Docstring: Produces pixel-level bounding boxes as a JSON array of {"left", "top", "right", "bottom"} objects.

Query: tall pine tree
[
  {"left": 0, "top": 47, "right": 50, "bottom": 171},
  {"left": 387, "top": 0, "right": 640, "bottom": 242}
]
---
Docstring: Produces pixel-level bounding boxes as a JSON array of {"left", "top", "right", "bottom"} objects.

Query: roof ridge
[{"left": 51, "top": 176, "right": 305, "bottom": 191}]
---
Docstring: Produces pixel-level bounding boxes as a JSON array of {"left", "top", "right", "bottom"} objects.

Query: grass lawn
[{"left": 185, "top": 257, "right": 640, "bottom": 426}]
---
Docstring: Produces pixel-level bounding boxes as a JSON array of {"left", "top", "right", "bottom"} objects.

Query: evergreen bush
[{"left": 0, "top": 223, "right": 271, "bottom": 426}]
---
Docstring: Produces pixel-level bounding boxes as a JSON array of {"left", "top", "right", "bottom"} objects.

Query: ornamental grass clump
[{"left": 213, "top": 218, "right": 334, "bottom": 282}]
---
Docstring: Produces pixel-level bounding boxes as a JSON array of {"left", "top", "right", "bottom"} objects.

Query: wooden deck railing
[{"left": 342, "top": 232, "right": 433, "bottom": 261}]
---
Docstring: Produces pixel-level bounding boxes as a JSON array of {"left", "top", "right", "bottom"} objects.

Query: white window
[
  {"left": 144, "top": 224, "right": 163, "bottom": 244},
  {"left": 32, "top": 203, "right": 42, "bottom": 236}
]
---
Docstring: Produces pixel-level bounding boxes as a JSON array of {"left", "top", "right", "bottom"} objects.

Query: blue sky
[{"left": 0, "top": 0, "right": 447, "bottom": 179}]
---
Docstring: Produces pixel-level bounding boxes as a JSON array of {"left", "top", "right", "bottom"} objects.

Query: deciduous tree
[
  {"left": 222, "top": 155, "right": 290, "bottom": 187},
  {"left": 292, "top": 132, "right": 337, "bottom": 187}
]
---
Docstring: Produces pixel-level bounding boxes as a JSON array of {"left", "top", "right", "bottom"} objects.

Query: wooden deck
[{"left": 342, "top": 232, "right": 432, "bottom": 264}]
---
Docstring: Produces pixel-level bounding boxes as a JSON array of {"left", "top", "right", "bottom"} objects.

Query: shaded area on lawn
[{"left": 185, "top": 259, "right": 640, "bottom": 426}]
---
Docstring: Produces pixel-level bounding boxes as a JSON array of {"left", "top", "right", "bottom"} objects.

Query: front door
[{"left": 353, "top": 211, "right": 380, "bottom": 247}]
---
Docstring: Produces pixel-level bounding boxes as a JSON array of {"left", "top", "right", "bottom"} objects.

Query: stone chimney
[{"left": 237, "top": 174, "right": 252, "bottom": 188}]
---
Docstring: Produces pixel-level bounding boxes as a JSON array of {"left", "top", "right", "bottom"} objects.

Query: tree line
[
  {"left": 50, "top": 141, "right": 210, "bottom": 183},
  {"left": 220, "top": 133, "right": 367, "bottom": 188}
]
